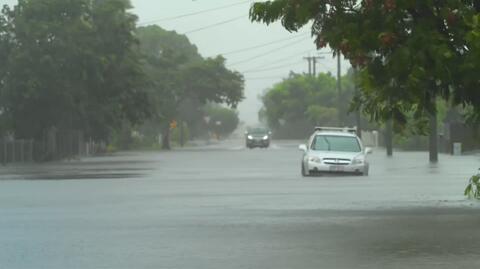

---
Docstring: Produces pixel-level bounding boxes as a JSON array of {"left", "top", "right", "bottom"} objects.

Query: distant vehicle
[
  {"left": 245, "top": 127, "right": 271, "bottom": 149},
  {"left": 299, "top": 127, "right": 372, "bottom": 176}
]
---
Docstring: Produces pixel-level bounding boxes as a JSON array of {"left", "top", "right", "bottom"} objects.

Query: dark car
[{"left": 245, "top": 127, "right": 271, "bottom": 149}]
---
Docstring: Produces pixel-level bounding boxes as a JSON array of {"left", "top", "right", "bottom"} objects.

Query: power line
[
  {"left": 243, "top": 57, "right": 334, "bottom": 80},
  {"left": 216, "top": 33, "right": 309, "bottom": 56},
  {"left": 229, "top": 36, "right": 310, "bottom": 66},
  {"left": 242, "top": 49, "right": 316, "bottom": 72},
  {"left": 317, "top": 60, "right": 332, "bottom": 73},
  {"left": 242, "top": 60, "right": 305, "bottom": 74},
  {"left": 263, "top": 49, "right": 316, "bottom": 66},
  {"left": 138, "top": 0, "right": 252, "bottom": 25},
  {"left": 242, "top": 53, "right": 334, "bottom": 78},
  {"left": 245, "top": 76, "right": 288, "bottom": 81},
  {"left": 182, "top": 15, "right": 246, "bottom": 34}
]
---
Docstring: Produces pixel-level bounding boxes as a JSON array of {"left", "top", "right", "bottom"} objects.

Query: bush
[{"left": 465, "top": 173, "right": 480, "bottom": 200}]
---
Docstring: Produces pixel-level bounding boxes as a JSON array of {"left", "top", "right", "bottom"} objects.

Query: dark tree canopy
[
  {"left": 250, "top": 1, "right": 480, "bottom": 123},
  {"left": 0, "top": 0, "right": 150, "bottom": 140},
  {"left": 136, "top": 25, "right": 244, "bottom": 148},
  {"left": 137, "top": 25, "right": 244, "bottom": 112}
]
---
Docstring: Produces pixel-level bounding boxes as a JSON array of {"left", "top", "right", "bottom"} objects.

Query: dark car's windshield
[
  {"left": 311, "top": 135, "right": 361, "bottom": 152},
  {"left": 248, "top": 128, "right": 268, "bottom": 135}
]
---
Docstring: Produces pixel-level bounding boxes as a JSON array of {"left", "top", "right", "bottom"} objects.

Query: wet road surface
[{"left": 1, "top": 140, "right": 480, "bottom": 269}]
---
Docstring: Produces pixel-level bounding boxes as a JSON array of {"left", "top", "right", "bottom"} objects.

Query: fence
[
  {"left": 0, "top": 139, "right": 34, "bottom": 164},
  {"left": 29, "top": 130, "right": 84, "bottom": 162},
  {"left": 1, "top": 130, "right": 106, "bottom": 164},
  {"left": 444, "top": 122, "right": 480, "bottom": 154}
]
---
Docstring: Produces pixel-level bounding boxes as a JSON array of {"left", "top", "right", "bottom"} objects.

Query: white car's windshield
[{"left": 311, "top": 135, "right": 361, "bottom": 152}]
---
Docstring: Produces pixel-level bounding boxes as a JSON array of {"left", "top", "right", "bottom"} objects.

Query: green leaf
[
  {"left": 473, "top": 15, "right": 479, "bottom": 28},
  {"left": 465, "top": 184, "right": 472, "bottom": 197},
  {"left": 472, "top": 175, "right": 480, "bottom": 184},
  {"left": 443, "top": 51, "right": 453, "bottom": 59}
]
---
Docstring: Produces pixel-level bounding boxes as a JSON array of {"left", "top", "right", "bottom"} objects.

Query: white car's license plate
[{"left": 329, "top": 165, "right": 345, "bottom": 172}]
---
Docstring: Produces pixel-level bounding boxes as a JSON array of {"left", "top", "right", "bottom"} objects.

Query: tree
[
  {"left": 260, "top": 72, "right": 369, "bottom": 138},
  {"left": 0, "top": 0, "right": 149, "bottom": 140},
  {"left": 137, "top": 25, "right": 244, "bottom": 149},
  {"left": 136, "top": 25, "right": 201, "bottom": 149},
  {"left": 204, "top": 105, "right": 240, "bottom": 138},
  {"left": 250, "top": 1, "right": 480, "bottom": 163}
]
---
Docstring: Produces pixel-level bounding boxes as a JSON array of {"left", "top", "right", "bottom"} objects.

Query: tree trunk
[
  {"left": 429, "top": 107, "right": 438, "bottom": 163},
  {"left": 385, "top": 119, "right": 393, "bottom": 157},
  {"left": 337, "top": 51, "right": 343, "bottom": 126},
  {"left": 354, "top": 68, "right": 362, "bottom": 138},
  {"left": 356, "top": 111, "right": 362, "bottom": 138},
  {"left": 162, "top": 125, "right": 171, "bottom": 150},
  {"left": 179, "top": 121, "right": 185, "bottom": 147}
]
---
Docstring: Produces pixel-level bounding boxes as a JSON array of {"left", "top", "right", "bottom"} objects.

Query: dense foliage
[
  {"left": 250, "top": 0, "right": 480, "bottom": 124},
  {"left": 0, "top": 0, "right": 150, "bottom": 140},
  {"left": 0, "top": 1, "right": 244, "bottom": 150}
]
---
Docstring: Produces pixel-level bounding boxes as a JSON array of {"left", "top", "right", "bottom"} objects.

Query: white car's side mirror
[
  {"left": 365, "top": 147, "right": 373, "bottom": 154},
  {"left": 299, "top": 144, "right": 307, "bottom": 152}
]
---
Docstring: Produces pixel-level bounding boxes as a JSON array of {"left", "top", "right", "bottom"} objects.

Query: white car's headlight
[
  {"left": 247, "top": 135, "right": 253, "bottom": 140},
  {"left": 263, "top": 135, "right": 269, "bottom": 140},
  {"left": 309, "top": 156, "right": 322, "bottom": 163},
  {"left": 352, "top": 157, "right": 365, "bottom": 165}
]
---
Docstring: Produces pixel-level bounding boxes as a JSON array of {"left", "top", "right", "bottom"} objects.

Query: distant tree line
[
  {"left": 259, "top": 71, "right": 375, "bottom": 139},
  {"left": 0, "top": 0, "right": 244, "bottom": 153},
  {"left": 259, "top": 71, "right": 468, "bottom": 150}
]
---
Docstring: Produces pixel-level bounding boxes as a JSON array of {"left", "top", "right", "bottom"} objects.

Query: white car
[{"left": 299, "top": 127, "right": 372, "bottom": 176}]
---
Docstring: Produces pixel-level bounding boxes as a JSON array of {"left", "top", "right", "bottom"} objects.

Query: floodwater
[{"left": 1, "top": 140, "right": 479, "bottom": 269}]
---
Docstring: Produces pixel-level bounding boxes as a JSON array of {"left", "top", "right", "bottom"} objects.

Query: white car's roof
[{"left": 313, "top": 131, "right": 357, "bottom": 137}]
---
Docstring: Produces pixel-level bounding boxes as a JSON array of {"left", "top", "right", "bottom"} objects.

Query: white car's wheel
[{"left": 301, "top": 162, "right": 309, "bottom": 177}]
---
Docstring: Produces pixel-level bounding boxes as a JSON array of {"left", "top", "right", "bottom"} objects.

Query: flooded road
[{"left": 1, "top": 140, "right": 480, "bottom": 268}]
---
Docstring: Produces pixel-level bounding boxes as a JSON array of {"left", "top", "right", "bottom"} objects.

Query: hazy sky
[{"left": 0, "top": 0, "right": 350, "bottom": 125}]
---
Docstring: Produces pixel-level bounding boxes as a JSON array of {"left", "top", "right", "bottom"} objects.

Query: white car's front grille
[{"left": 323, "top": 158, "right": 351, "bottom": 165}]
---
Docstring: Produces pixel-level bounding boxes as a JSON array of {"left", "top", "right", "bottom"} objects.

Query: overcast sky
[{"left": 0, "top": 0, "right": 350, "bottom": 125}]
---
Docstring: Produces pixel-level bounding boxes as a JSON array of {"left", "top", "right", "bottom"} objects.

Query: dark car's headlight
[
  {"left": 263, "top": 135, "right": 269, "bottom": 140},
  {"left": 247, "top": 135, "right": 253, "bottom": 140}
]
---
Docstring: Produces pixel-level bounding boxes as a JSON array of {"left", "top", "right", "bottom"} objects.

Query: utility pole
[
  {"left": 312, "top": 56, "right": 324, "bottom": 76},
  {"left": 336, "top": 51, "right": 343, "bottom": 126},
  {"left": 304, "top": 57, "right": 312, "bottom": 76},
  {"left": 304, "top": 56, "right": 325, "bottom": 76}
]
